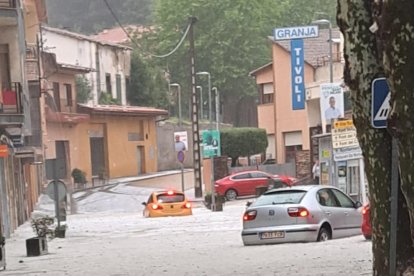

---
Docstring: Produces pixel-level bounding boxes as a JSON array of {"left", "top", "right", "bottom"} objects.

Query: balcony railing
[
  {"left": 1, "top": 82, "right": 22, "bottom": 114},
  {"left": 0, "top": 0, "right": 16, "bottom": 8}
]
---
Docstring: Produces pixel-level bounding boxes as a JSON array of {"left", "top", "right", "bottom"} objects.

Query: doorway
[
  {"left": 136, "top": 146, "right": 145, "bottom": 175},
  {"left": 90, "top": 137, "right": 105, "bottom": 177}
]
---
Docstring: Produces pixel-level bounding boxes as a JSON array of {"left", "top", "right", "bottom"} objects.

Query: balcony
[{"left": 0, "top": 82, "right": 24, "bottom": 126}]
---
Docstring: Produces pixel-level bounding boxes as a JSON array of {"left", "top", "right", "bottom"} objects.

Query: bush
[
  {"left": 31, "top": 216, "right": 55, "bottom": 239},
  {"left": 71, "top": 168, "right": 86, "bottom": 184},
  {"left": 204, "top": 192, "right": 226, "bottom": 209}
]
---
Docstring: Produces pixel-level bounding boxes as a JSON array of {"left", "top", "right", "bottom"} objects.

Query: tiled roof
[
  {"left": 42, "top": 25, "right": 132, "bottom": 50},
  {"left": 78, "top": 104, "right": 168, "bottom": 117},
  {"left": 92, "top": 25, "right": 154, "bottom": 45},
  {"left": 270, "top": 28, "right": 341, "bottom": 67}
]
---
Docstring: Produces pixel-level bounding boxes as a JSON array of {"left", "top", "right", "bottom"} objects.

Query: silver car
[{"left": 241, "top": 185, "right": 362, "bottom": 245}]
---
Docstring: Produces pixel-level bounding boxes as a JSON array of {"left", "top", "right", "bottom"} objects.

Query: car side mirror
[
  {"left": 355, "top": 201, "right": 362, "bottom": 208},
  {"left": 142, "top": 202, "right": 147, "bottom": 206}
]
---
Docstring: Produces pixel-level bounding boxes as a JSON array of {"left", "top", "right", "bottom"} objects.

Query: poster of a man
[
  {"left": 320, "top": 83, "right": 344, "bottom": 124},
  {"left": 324, "top": 96, "right": 342, "bottom": 121},
  {"left": 174, "top": 131, "right": 188, "bottom": 152}
]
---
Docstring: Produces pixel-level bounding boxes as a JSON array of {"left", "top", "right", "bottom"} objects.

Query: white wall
[{"left": 42, "top": 28, "right": 131, "bottom": 106}]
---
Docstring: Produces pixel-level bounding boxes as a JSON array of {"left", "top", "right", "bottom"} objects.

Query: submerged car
[
  {"left": 361, "top": 204, "right": 371, "bottom": 240},
  {"left": 214, "top": 170, "right": 296, "bottom": 201},
  {"left": 241, "top": 185, "right": 362, "bottom": 245},
  {"left": 142, "top": 190, "right": 192, "bottom": 218}
]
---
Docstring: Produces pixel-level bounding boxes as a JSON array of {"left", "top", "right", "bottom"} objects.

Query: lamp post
[
  {"left": 312, "top": 19, "right": 333, "bottom": 83},
  {"left": 169, "top": 83, "right": 182, "bottom": 127},
  {"left": 196, "top": 85, "right": 203, "bottom": 120},
  {"left": 196, "top": 72, "right": 211, "bottom": 128},
  {"left": 212, "top": 87, "right": 219, "bottom": 130}
]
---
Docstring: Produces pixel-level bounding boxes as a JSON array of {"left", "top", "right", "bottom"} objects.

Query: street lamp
[
  {"left": 212, "top": 87, "right": 219, "bottom": 130},
  {"left": 196, "top": 71, "right": 212, "bottom": 128},
  {"left": 196, "top": 85, "right": 203, "bottom": 120},
  {"left": 169, "top": 83, "right": 182, "bottom": 127},
  {"left": 312, "top": 19, "right": 333, "bottom": 83}
]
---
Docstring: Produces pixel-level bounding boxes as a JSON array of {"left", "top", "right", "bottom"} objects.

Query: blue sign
[
  {"left": 371, "top": 78, "right": 391, "bottom": 128},
  {"left": 291, "top": 39, "right": 305, "bottom": 110},
  {"left": 273, "top": 26, "right": 319, "bottom": 41}
]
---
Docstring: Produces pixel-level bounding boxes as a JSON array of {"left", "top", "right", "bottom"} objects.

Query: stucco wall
[{"left": 42, "top": 28, "right": 130, "bottom": 106}]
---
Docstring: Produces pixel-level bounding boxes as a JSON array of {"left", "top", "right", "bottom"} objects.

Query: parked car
[
  {"left": 142, "top": 190, "right": 192, "bottom": 218},
  {"left": 361, "top": 204, "right": 371, "bottom": 240},
  {"left": 214, "top": 170, "right": 296, "bottom": 201},
  {"left": 241, "top": 185, "right": 362, "bottom": 245}
]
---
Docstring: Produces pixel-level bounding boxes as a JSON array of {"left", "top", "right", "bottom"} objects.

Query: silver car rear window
[{"left": 252, "top": 190, "right": 306, "bottom": 206}]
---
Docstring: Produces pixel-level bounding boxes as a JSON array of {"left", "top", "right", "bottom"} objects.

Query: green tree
[
  {"left": 128, "top": 51, "right": 169, "bottom": 108},
  {"left": 75, "top": 76, "right": 92, "bottom": 104},
  {"left": 338, "top": 0, "right": 414, "bottom": 274},
  {"left": 99, "top": 92, "right": 120, "bottom": 105},
  {"left": 147, "top": 0, "right": 336, "bottom": 126},
  {"left": 220, "top": 128, "right": 267, "bottom": 166}
]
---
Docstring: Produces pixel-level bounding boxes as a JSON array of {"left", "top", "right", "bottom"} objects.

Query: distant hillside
[{"left": 45, "top": 0, "right": 153, "bottom": 34}]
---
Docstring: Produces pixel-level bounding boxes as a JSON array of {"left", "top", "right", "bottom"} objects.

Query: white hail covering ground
[{"left": 4, "top": 183, "right": 373, "bottom": 276}]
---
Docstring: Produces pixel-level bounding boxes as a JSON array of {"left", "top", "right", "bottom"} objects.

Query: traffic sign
[
  {"left": 46, "top": 180, "right": 67, "bottom": 201},
  {"left": 202, "top": 130, "right": 221, "bottom": 158},
  {"left": 372, "top": 78, "right": 391, "bottom": 128}
]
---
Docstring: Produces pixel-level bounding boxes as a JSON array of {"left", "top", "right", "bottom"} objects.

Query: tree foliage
[
  {"left": 145, "top": 0, "right": 336, "bottom": 126},
  {"left": 128, "top": 51, "right": 169, "bottom": 108},
  {"left": 75, "top": 76, "right": 92, "bottom": 104},
  {"left": 220, "top": 128, "right": 268, "bottom": 166},
  {"left": 45, "top": 0, "right": 152, "bottom": 34},
  {"left": 338, "top": 0, "right": 414, "bottom": 274}
]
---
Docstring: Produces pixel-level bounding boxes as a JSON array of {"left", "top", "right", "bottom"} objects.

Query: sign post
[{"left": 177, "top": 151, "right": 185, "bottom": 192}]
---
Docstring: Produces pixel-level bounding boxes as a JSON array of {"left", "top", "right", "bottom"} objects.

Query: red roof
[
  {"left": 92, "top": 25, "right": 154, "bottom": 45},
  {"left": 77, "top": 104, "right": 168, "bottom": 117}
]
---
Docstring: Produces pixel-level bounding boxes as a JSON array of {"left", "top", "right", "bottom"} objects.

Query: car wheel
[
  {"left": 364, "top": 235, "right": 371, "bottom": 240},
  {"left": 225, "top": 189, "right": 238, "bottom": 201},
  {"left": 317, "top": 227, "right": 331, "bottom": 242}
]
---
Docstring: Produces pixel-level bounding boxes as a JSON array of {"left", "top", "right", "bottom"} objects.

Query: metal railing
[
  {"left": 2, "top": 82, "right": 23, "bottom": 114},
  {"left": 0, "top": 0, "right": 16, "bottom": 8}
]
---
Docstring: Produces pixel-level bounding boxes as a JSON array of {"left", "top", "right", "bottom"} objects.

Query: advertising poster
[{"left": 320, "top": 83, "right": 344, "bottom": 124}]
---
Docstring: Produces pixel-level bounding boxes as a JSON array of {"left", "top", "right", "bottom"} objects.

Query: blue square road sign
[{"left": 371, "top": 78, "right": 391, "bottom": 128}]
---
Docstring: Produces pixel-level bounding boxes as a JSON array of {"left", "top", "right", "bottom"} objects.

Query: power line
[{"left": 103, "top": 0, "right": 189, "bottom": 58}]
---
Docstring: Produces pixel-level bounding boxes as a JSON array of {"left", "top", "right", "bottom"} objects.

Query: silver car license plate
[{"left": 260, "top": 231, "right": 285, "bottom": 239}]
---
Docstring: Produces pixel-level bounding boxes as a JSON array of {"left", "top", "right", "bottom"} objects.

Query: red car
[
  {"left": 214, "top": 170, "right": 296, "bottom": 201},
  {"left": 361, "top": 204, "right": 371, "bottom": 239}
]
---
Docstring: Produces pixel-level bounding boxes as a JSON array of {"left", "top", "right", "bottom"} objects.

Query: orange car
[{"left": 142, "top": 190, "right": 192, "bottom": 218}]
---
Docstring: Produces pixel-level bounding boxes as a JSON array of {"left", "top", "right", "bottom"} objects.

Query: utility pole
[{"left": 188, "top": 16, "right": 202, "bottom": 198}]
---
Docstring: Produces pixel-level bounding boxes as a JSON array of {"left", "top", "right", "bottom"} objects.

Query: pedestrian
[
  {"left": 312, "top": 159, "right": 320, "bottom": 184},
  {"left": 174, "top": 135, "right": 186, "bottom": 151}
]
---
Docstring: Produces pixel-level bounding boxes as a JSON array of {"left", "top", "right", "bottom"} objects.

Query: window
[
  {"left": 250, "top": 172, "right": 269, "bottom": 179},
  {"left": 232, "top": 173, "right": 251, "bottom": 180},
  {"left": 116, "top": 74, "right": 122, "bottom": 101},
  {"left": 260, "top": 83, "right": 274, "bottom": 104},
  {"left": 53, "top": 82, "right": 61, "bottom": 111},
  {"left": 317, "top": 189, "right": 339, "bottom": 207},
  {"left": 252, "top": 190, "right": 306, "bottom": 207},
  {"left": 64, "top": 84, "right": 73, "bottom": 106},
  {"left": 285, "top": 145, "right": 302, "bottom": 164},
  {"left": 331, "top": 189, "right": 355, "bottom": 208},
  {"left": 157, "top": 193, "right": 185, "bottom": 203},
  {"left": 347, "top": 161, "right": 360, "bottom": 195},
  {"left": 105, "top": 73, "right": 112, "bottom": 94}
]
